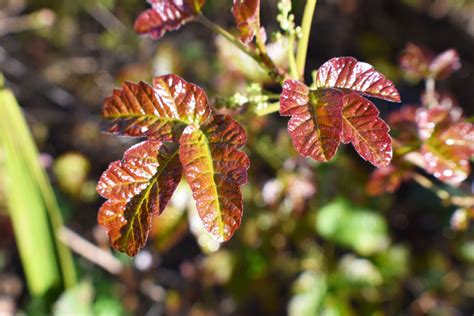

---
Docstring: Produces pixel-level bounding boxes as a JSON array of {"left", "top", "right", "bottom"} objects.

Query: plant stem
[
  {"left": 287, "top": 35, "right": 299, "bottom": 79},
  {"left": 197, "top": 14, "right": 285, "bottom": 84},
  {"left": 197, "top": 14, "right": 255, "bottom": 60},
  {"left": 255, "top": 102, "right": 280, "bottom": 116},
  {"left": 296, "top": 0, "right": 317, "bottom": 78},
  {"left": 412, "top": 173, "right": 474, "bottom": 208},
  {"left": 255, "top": 26, "right": 267, "bottom": 55},
  {"left": 424, "top": 76, "right": 436, "bottom": 107}
]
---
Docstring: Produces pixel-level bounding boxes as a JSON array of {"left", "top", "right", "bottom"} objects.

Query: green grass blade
[{"left": 0, "top": 74, "right": 77, "bottom": 297}]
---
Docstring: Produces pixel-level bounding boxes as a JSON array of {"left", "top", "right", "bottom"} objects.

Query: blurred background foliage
[{"left": 0, "top": 0, "right": 473, "bottom": 315}]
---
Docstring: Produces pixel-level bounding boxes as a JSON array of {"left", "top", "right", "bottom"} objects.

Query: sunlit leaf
[
  {"left": 429, "top": 49, "right": 461, "bottom": 79},
  {"left": 232, "top": 0, "right": 262, "bottom": 44},
  {"left": 179, "top": 115, "right": 250, "bottom": 242},
  {"left": 280, "top": 79, "right": 344, "bottom": 162},
  {"left": 399, "top": 43, "right": 432, "bottom": 79},
  {"left": 102, "top": 74, "right": 211, "bottom": 141},
  {"left": 338, "top": 254, "right": 383, "bottom": 286},
  {"left": 342, "top": 93, "right": 392, "bottom": 168},
  {"left": 315, "top": 57, "right": 401, "bottom": 102},
  {"left": 97, "top": 140, "right": 182, "bottom": 256},
  {"left": 316, "top": 198, "right": 389, "bottom": 255},
  {"left": 415, "top": 101, "right": 462, "bottom": 140},
  {"left": 421, "top": 122, "right": 474, "bottom": 184},
  {"left": 288, "top": 271, "right": 327, "bottom": 316},
  {"left": 134, "top": 0, "right": 205, "bottom": 39}
]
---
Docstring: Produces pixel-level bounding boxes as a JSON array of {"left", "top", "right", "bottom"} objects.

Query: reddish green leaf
[
  {"left": 342, "top": 93, "right": 392, "bottom": 168},
  {"left": 421, "top": 122, "right": 474, "bottom": 183},
  {"left": 97, "top": 140, "right": 182, "bottom": 256},
  {"left": 367, "top": 164, "right": 413, "bottom": 196},
  {"left": 102, "top": 74, "right": 211, "bottom": 141},
  {"left": 315, "top": 57, "right": 401, "bottom": 102},
  {"left": 429, "top": 49, "right": 461, "bottom": 79},
  {"left": 280, "top": 80, "right": 344, "bottom": 162},
  {"left": 388, "top": 105, "right": 419, "bottom": 145},
  {"left": 179, "top": 115, "right": 250, "bottom": 242},
  {"left": 399, "top": 43, "right": 432, "bottom": 79},
  {"left": 416, "top": 102, "right": 462, "bottom": 141},
  {"left": 232, "top": 0, "right": 261, "bottom": 44},
  {"left": 134, "top": 0, "right": 205, "bottom": 39},
  {"left": 399, "top": 43, "right": 460, "bottom": 80}
]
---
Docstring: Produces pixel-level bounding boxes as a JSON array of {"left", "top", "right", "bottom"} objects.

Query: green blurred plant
[{"left": 0, "top": 74, "right": 76, "bottom": 303}]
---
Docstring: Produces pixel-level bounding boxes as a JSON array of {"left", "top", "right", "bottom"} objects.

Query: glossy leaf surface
[
  {"left": 134, "top": 0, "right": 205, "bottom": 39},
  {"left": 315, "top": 57, "right": 401, "bottom": 102},
  {"left": 102, "top": 74, "right": 211, "bottom": 141},
  {"left": 97, "top": 141, "right": 182, "bottom": 256},
  {"left": 421, "top": 122, "right": 474, "bottom": 183},
  {"left": 179, "top": 115, "right": 249, "bottom": 242},
  {"left": 342, "top": 94, "right": 392, "bottom": 168},
  {"left": 280, "top": 80, "right": 344, "bottom": 162},
  {"left": 416, "top": 103, "right": 462, "bottom": 141},
  {"left": 232, "top": 0, "right": 261, "bottom": 44}
]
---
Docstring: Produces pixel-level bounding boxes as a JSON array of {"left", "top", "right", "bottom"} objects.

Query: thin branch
[
  {"left": 296, "top": 0, "right": 317, "bottom": 78},
  {"left": 287, "top": 35, "right": 299, "bottom": 79},
  {"left": 255, "top": 102, "right": 280, "bottom": 116},
  {"left": 59, "top": 227, "right": 124, "bottom": 275},
  {"left": 412, "top": 173, "right": 474, "bottom": 208},
  {"left": 197, "top": 14, "right": 286, "bottom": 84}
]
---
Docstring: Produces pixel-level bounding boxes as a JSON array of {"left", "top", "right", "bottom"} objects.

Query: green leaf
[
  {"left": 53, "top": 281, "right": 94, "bottom": 316},
  {"left": 288, "top": 271, "right": 327, "bottom": 316},
  {"left": 316, "top": 198, "right": 389, "bottom": 255}
]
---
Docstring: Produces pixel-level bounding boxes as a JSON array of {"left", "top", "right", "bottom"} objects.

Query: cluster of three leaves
[
  {"left": 96, "top": 75, "right": 249, "bottom": 256},
  {"left": 280, "top": 57, "right": 400, "bottom": 168}
]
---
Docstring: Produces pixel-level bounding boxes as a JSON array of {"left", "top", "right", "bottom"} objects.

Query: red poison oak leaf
[
  {"left": 421, "top": 122, "right": 474, "bottom": 184},
  {"left": 102, "top": 74, "right": 211, "bottom": 142},
  {"left": 399, "top": 43, "right": 432, "bottom": 79},
  {"left": 99, "top": 74, "right": 250, "bottom": 251},
  {"left": 232, "top": 0, "right": 262, "bottom": 44},
  {"left": 97, "top": 141, "right": 182, "bottom": 256},
  {"left": 280, "top": 80, "right": 344, "bottom": 162},
  {"left": 416, "top": 102, "right": 462, "bottom": 141},
  {"left": 281, "top": 58, "right": 399, "bottom": 167},
  {"left": 400, "top": 43, "right": 461, "bottom": 80},
  {"left": 342, "top": 93, "right": 392, "bottom": 168},
  {"left": 315, "top": 57, "right": 401, "bottom": 102},
  {"left": 429, "top": 49, "right": 461, "bottom": 79},
  {"left": 367, "top": 164, "right": 413, "bottom": 196},
  {"left": 134, "top": 0, "right": 205, "bottom": 39},
  {"left": 179, "top": 115, "right": 250, "bottom": 242}
]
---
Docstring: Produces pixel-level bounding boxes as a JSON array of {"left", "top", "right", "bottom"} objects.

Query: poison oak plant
[
  {"left": 367, "top": 43, "right": 473, "bottom": 227},
  {"left": 95, "top": 0, "right": 471, "bottom": 256}
]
